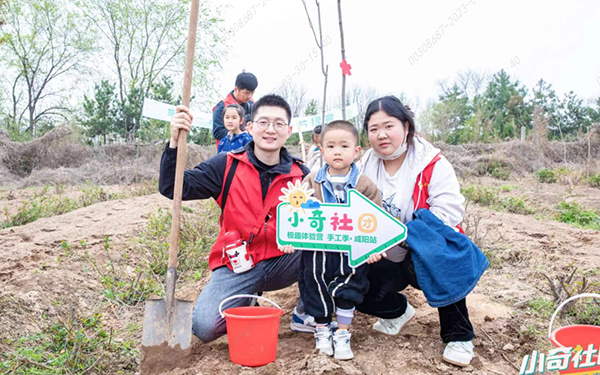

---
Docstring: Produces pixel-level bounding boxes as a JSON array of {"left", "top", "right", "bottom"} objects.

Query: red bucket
[
  {"left": 219, "top": 295, "right": 284, "bottom": 367},
  {"left": 549, "top": 294, "right": 600, "bottom": 374}
]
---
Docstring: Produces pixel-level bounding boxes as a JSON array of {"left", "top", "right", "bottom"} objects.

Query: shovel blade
[{"left": 142, "top": 297, "right": 194, "bottom": 349}]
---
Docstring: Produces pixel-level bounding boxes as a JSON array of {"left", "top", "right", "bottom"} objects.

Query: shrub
[
  {"left": 477, "top": 160, "right": 511, "bottom": 180},
  {"left": 528, "top": 297, "right": 554, "bottom": 318},
  {"left": 556, "top": 201, "right": 600, "bottom": 230},
  {"left": 136, "top": 202, "right": 220, "bottom": 282},
  {"left": 588, "top": 173, "right": 600, "bottom": 188},
  {"left": 500, "top": 196, "right": 532, "bottom": 215},
  {"left": 0, "top": 312, "right": 138, "bottom": 373},
  {"left": 538, "top": 168, "right": 557, "bottom": 183},
  {"left": 462, "top": 185, "right": 499, "bottom": 206}
]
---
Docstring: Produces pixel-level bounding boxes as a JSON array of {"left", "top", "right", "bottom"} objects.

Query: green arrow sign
[{"left": 276, "top": 188, "right": 407, "bottom": 268}]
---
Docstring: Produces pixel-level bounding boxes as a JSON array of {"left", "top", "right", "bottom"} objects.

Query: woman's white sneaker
[
  {"left": 372, "top": 302, "right": 415, "bottom": 335},
  {"left": 442, "top": 340, "right": 474, "bottom": 367}
]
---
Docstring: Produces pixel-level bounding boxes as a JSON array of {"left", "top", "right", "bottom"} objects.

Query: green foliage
[
  {"left": 500, "top": 184, "right": 516, "bottom": 192},
  {"left": 462, "top": 185, "right": 499, "bottom": 206},
  {"left": 82, "top": 80, "right": 119, "bottom": 145},
  {"left": 137, "top": 204, "right": 220, "bottom": 281},
  {"left": 0, "top": 312, "right": 137, "bottom": 374},
  {"left": 556, "top": 201, "right": 600, "bottom": 230},
  {"left": 528, "top": 297, "right": 554, "bottom": 318},
  {"left": 85, "top": 236, "right": 162, "bottom": 306},
  {"left": 477, "top": 159, "right": 511, "bottom": 180},
  {"left": 1, "top": 183, "right": 156, "bottom": 229},
  {"left": 565, "top": 300, "right": 600, "bottom": 326},
  {"left": 537, "top": 168, "right": 557, "bottom": 183},
  {"left": 500, "top": 196, "right": 532, "bottom": 215},
  {"left": 587, "top": 172, "right": 600, "bottom": 188},
  {"left": 74, "top": 0, "right": 225, "bottom": 144},
  {"left": 304, "top": 99, "right": 318, "bottom": 116},
  {"left": 462, "top": 185, "right": 532, "bottom": 214},
  {"left": 481, "top": 70, "right": 531, "bottom": 140},
  {"left": 0, "top": 0, "right": 95, "bottom": 137}
]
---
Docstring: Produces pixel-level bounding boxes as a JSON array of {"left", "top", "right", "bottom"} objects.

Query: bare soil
[{"left": 1, "top": 166, "right": 599, "bottom": 374}]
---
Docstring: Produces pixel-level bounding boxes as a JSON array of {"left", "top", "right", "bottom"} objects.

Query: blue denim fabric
[
  {"left": 192, "top": 251, "right": 303, "bottom": 342},
  {"left": 314, "top": 162, "right": 361, "bottom": 204},
  {"left": 405, "top": 209, "right": 489, "bottom": 308}
]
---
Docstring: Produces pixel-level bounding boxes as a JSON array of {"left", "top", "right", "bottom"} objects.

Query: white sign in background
[{"left": 141, "top": 98, "right": 359, "bottom": 132}]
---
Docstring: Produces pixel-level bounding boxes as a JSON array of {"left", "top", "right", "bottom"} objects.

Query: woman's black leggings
[{"left": 355, "top": 253, "right": 474, "bottom": 343}]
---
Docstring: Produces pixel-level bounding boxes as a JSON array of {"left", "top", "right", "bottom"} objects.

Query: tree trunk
[{"left": 338, "top": 0, "right": 346, "bottom": 120}]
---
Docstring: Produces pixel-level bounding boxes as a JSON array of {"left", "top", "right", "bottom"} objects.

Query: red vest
[
  {"left": 209, "top": 152, "right": 305, "bottom": 270},
  {"left": 412, "top": 153, "right": 465, "bottom": 233}
]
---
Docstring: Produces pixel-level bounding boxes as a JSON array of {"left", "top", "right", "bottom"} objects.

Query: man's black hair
[
  {"left": 251, "top": 94, "right": 292, "bottom": 124},
  {"left": 235, "top": 72, "right": 258, "bottom": 91}
]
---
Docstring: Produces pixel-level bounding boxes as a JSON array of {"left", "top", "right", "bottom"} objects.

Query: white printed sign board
[
  {"left": 276, "top": 181, "right": 407, "bottom": 268},
  {"left": 141, "top": 98, "right": 358, "bottom": 132}
]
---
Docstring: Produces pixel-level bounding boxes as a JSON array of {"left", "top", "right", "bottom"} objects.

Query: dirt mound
[
  {"left": 0, "top": 128, "right": 217, "bottom": 187},
  {"left": 438, "top": 125, "right": 600, "bottom": 177}
]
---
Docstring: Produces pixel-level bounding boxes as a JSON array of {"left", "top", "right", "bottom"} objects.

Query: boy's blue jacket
[
  {"left": 405, "top": 208, "right": 489, "bottom": 308},
  {"left": 314, "top": 162, "right": 361, "bottom": 203}
]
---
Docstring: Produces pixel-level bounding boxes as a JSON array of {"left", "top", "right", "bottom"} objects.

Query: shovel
[{"left": 141, "top": 0, "right": 200, "bottom": 352}]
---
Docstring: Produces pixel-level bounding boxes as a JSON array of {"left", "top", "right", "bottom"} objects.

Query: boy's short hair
[
  {"left": 235, "top": 72, "right": 258, "bottom": 91},
  {"left": 251, "top": 94, "right": 292, "bottom": 124},
  {"left": 321, "top": 120, "right": 359, "bottom": 146}
]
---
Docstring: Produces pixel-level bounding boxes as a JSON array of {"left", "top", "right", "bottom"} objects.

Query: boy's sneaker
[
  {"left": 372, "top": 302, "right": 415, "bottom": 335},
  {"left": 314, "top": 326, "right": 333, "bottom": 356},
  {"left": 443, "top": 340, "right": 474, "bottom": 367},
  {"left": 333, "top": 329, "right": 353, "bottom": 360},
  {"left": 290, "top": 311, "right": 338, "bottom": 333}
]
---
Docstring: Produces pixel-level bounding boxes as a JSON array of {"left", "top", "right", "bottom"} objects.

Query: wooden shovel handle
[{"left": 169, "top": 0, "right": 200, "bottom": 269}]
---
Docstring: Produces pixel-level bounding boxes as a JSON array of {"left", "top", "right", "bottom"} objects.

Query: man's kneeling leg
[{"left": 192, "top": 265, "right": 265, "bottom": 342}]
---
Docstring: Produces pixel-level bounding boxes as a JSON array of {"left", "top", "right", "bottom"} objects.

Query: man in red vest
[
  {"left": 212, "top": 72, "right": 258, "bottom": 142},
  {"left": 160, "top": 94, "right": 319, "bottom": 342}
]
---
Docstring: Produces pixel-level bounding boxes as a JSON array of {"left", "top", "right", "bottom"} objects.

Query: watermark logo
[{"left": 520, "top": 345, "right": 600, "bottom": 374}]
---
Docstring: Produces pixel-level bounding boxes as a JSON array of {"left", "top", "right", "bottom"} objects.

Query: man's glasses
[{"left": 253, "top": 119, "right": 288, "bottom": 131}]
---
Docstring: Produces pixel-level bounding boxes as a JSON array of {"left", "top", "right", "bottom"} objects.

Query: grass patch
[
  {"left": 528, "top": 297, "right": 554, "bottom": 318},
  {"left": 588, "top": 172, "right": 600, "bottom": 188},
  {"left": 462, "top": 185, "right": 499, "bottom": 206},
  {"left": 537, "top": 168, "right": 557, "bottom": 183},
  {"left": 477, "top": 160, "right": 511, "bottom": 180},
  {"left": 0, "top": 312, "right": 137, "bottom": 374},
  {"left": 137, "top": 203, "right": 220, "bottom": 281},
  {"left": 86, "top": 237, "right": 163, "bottom": 306},
  {"left": 500, "top": 184, "right": 516, "bottom": 192},
  {"left": 462, "top": 185, "right": 533, "bottom": 215},
  {"left": 499, "top": 196, "right": 532, "bottom": 215},
  {"left": 1, "top": 181, "right": 157, "bottom": 229},
  {"left": 555, "top": 201, "right": 600, "bottom": 230}
]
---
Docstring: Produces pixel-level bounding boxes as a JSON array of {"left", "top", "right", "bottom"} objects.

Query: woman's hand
[
  {"left": 169, "top": 105, "right": 194, "bottom": 148},
  {"left": 279, "top": 245, "right": 296, "bottom": 254},
  {"left": 367, "top": 251, "right": 387, "bottom": 264}
]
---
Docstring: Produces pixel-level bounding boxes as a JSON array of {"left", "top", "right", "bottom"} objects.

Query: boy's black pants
[
  {"left": 356, "top": 253, "right": 474, "bottom": 343},
  {"left": 299, "top": 250, "right": 369, "bottom": 324}
]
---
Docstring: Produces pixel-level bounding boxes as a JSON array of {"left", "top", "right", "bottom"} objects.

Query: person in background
[
  {"left": 217, "top": 104, "right": 252, "bottom": 153},
  {"left": 212, "top": 72, "right": 258, "bottom": 144},
  {"left": 305, "top": 125, "right": 323, "bottom": 173}
]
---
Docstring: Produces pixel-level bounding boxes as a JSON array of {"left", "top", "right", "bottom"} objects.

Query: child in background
[
  {"left": 280, "top": 121, "right": 383, "bottom": 360},
  {"left": 217, "top": 104, "right": 253, "bottom": 153},
  {"left": 305, "top": 125, "right": 323, "bottom": 173}
]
